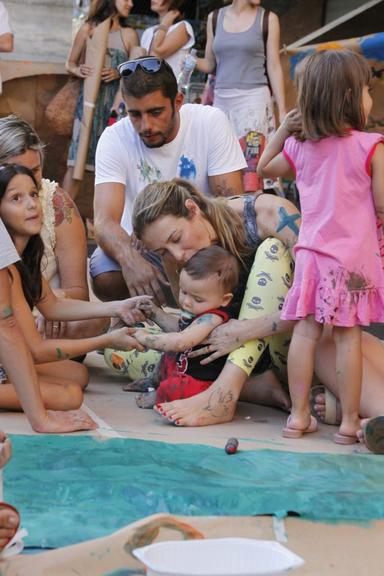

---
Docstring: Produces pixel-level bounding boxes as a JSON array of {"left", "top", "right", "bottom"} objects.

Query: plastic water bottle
[
  {"left": 117, "top": 101, "right": 126, "bottom": 120},
  {"left": 177, "top": 49, "right": 197, "bottom": 102}
]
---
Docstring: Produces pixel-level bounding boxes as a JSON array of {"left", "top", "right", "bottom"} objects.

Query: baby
[{"left": 133, "top": 246, "right": 240, "bottom": 408}]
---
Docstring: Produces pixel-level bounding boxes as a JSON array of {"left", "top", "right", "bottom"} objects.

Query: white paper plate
[{"left": 133, "top": 537, "right": 304, "bottom": 576}]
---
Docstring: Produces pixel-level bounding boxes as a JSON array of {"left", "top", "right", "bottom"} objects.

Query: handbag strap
[
  {"left": 119, "top": 27, "right": 130, "bottom": 56},
  {"left": 212, "top": 8, "right": 219, "bottom": 36},
  {"left": 261, "top": 8, "right": 272, "bottom": 93}
]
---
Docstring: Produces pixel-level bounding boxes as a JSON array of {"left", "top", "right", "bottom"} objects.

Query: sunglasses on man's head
[{"left": 118, "top": 57, "right": 170, "bottom": 78}]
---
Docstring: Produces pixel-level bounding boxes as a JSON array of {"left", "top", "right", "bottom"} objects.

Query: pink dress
[{"left": 281, "top": 130, "right": 384, "bottom": 326}]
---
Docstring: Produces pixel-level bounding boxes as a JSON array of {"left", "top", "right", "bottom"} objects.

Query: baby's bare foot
[
  {"left": 136, "top": 390, "right": 157, "bottom": 409},
  {"left": 123, "top": 376, "right": 158, "bottom": 392}
]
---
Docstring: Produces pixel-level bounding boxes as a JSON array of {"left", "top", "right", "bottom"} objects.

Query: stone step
[{"left": 8, "top": 0, "right": 71, "bottom": 5}]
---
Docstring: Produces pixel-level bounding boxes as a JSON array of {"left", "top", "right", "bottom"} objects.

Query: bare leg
[
  {"left": 0, "top": 360, "right": 88, "bottom": 411},
  {"left": 327, "top": 326, "right": 362, "bottom": 440},
  {"left": 315, "top": 330, "right": 384, "bottom": 418},
  {"left": 62, "top": 166, "right": 83, "bottom": 200},
  {"left": 283, "top": 316, "right": 322, "bottom": 433},
  {"left": 37, "top": 360, "right": 89, "bottom": 390},
  {"left": 240, "top": 369, "right": 291, "bottom": 411}
]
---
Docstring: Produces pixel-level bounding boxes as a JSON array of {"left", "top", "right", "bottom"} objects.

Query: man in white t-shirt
[
  {"left": 0, "top": 2, "right": 13, "bottom": 53},
  {"left": 92, "top": 56, "right": 246, "bottom": 303},
  {"left": 0, "top": 218, "right": 95, "bottom": 434}
]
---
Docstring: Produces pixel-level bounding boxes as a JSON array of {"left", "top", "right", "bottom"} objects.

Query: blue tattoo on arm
[{"left": 276, "top": 207, "right": 300, "bottom": 236}]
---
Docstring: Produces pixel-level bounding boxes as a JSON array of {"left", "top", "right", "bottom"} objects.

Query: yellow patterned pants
[{"left": 228, "top": 238, "right": 294, "bottom": 384}]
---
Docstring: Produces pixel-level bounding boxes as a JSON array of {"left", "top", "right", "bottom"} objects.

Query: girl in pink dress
[{"left": 258, "top": 49, "right": 384, "bottom": 445}]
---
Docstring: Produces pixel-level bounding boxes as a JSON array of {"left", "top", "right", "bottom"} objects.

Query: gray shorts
[{"left": 89, "top": 246, "right": 164, "bottom": 278}]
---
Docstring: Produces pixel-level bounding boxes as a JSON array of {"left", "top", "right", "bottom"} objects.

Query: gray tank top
[{"left": 213, "top": 6, "right": 268, "bottom": 90}]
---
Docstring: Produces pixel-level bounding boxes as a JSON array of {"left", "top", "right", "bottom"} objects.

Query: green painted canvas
[{"left": 4, "top": 435, "right": 384, "bottom": 548}]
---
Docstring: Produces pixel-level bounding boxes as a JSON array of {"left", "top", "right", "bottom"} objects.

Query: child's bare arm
[
  {"left": 258, "top": 109, "right": 301, "bottom": 179},
  {"left": 372, "top": 143, "right": 384, "bottom": 226},
  {"left": 133, "top": 313, "right": 224, "bottom": 353}
]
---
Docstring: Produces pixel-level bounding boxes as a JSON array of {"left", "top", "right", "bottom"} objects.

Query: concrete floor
[
  {"left": 2, "top": 1, "right": 71, "bottom": 63},
  {"left": 2, "top": 352, "right": 384, "bottom": 575}
]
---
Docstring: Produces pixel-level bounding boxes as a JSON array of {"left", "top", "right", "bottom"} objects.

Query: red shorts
[{"left": 156, "top": 354, "right": 213, "bottom": 403}]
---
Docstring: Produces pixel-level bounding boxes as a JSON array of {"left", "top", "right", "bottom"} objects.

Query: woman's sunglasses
[{"left": 118, "top": 57, "right": 171, "bottom": 78}]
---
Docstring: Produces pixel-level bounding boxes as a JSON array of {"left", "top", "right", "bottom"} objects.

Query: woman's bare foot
[
  {"left": 136, "top": 390, "right": 157, "bottom": 409},
  {"left": 155, "top": 384, "right": 237, "bottom": 426},
  {"left": 154, "top": 369, "right": 291, "bottom": 427},
  {"left": 0, "top": 504, "right": 19, "bottom": 551},
  {"left": 311, "top": 386, "right": 342, "bottom": 425},
  {"left": 33, "top": 409, "right": 97, "bottom": 433}
]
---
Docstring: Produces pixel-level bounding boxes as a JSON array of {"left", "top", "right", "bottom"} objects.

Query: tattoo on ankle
[
  {"left": 0, "top": 305, "right": 13, "bottom": 319},
  {"left": 205, "top": 387, "right": 235, "bottom": 418}
]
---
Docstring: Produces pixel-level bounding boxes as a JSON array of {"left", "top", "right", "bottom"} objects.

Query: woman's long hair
[
  {"left": 87, "top": 0, "right": 131, "bottom": 26},
  {"left": 132, "top": 178, "right": 251, "bottom": 265},
  {"left": 0, "top": 164, "right": 44, "bottom": 308}
]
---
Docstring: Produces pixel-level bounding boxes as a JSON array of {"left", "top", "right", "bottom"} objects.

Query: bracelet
[{"left": 157, "top": 24, "right": 168, "bottom": 32}]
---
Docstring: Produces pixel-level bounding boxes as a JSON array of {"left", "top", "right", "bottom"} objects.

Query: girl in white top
[{"left": 140, "top": 0, "right": 195, "bottom": 78}]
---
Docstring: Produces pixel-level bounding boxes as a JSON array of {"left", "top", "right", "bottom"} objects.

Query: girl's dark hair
[
  {"left": 296, "top": 49, "right": 372, "bottom": 140},
  {"left": 86, "top": 0, "right": 130, "bottom": 27},
  {"left": 0, "top": 164, "right": 44, "bottom": 308},
  {"left": 168, "top": 0, "right": 185, "bottom": 10}
]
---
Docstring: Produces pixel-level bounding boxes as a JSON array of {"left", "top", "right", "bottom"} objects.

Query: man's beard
[{"left": 140, "top": 111, "right": 177, "bottom": 148}]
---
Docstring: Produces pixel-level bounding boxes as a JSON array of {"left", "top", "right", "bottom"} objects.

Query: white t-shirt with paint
[
  {"left": 95, "top": 103, "right": 246, "bottom": 235},
  {"left": 0, "top": 2, "right": 12, "bottom": 35},
  {"left": 140, "top": 20, "right": 195, "bottom": 79},
  {"left": 0, "top": 218, "right": 18, "bottom": 269}
]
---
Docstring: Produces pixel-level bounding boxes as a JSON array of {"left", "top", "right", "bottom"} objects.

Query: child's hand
[
  {"left": 137, "top": 299, "right": 160, "bottom": 320},
  {"left": 132, "top": 327, "right": 151, "bottom": 346},
  {"left": 282, "top": 108, "right": 302, "bottom": 134},
  {"left": 109, "top": 327, "right": 145, "bottom": 352},
  {"left": 118, "top": 296, "right": 154, "bottom": 325}
]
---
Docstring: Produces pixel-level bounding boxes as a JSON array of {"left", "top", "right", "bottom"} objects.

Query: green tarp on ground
[{"left": 4, "top": 435, "right": 384, "bottom": 549}]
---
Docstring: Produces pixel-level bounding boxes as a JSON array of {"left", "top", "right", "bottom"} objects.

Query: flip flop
[
  {"left": 282, "top": 415, "right": 318, "bottom": 438},
  {"left": 362, "top": 416, "right": 384, "bottom": 454},
  {"left": 333, "top": 432, "right": 358, "bottom": 445}
]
